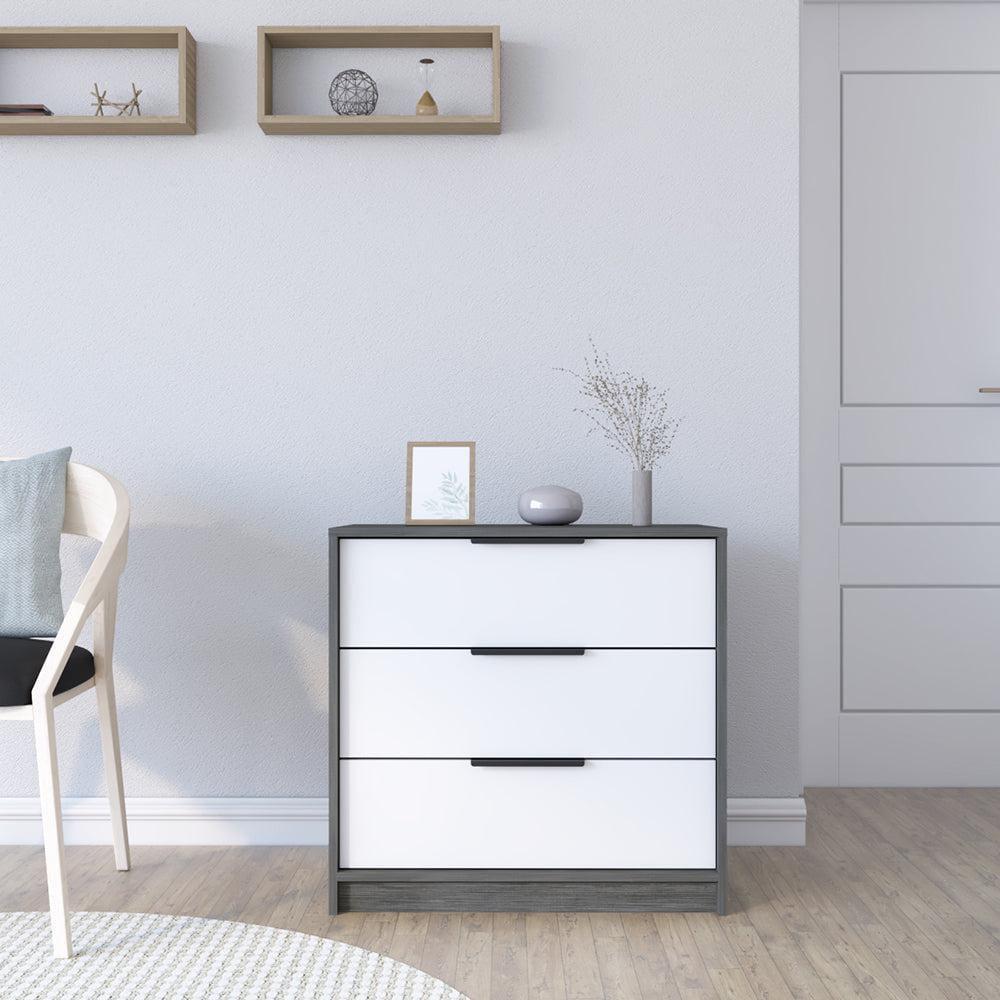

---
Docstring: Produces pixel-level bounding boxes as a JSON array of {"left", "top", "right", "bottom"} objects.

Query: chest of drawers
[{"left": 329, "top": 524, "right": 727, "bottom": 914}]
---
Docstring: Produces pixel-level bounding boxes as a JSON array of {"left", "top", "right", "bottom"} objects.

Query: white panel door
[
  {"left": 841, "top": 72, "right": 1000, "bottom": 405},
  {"left": 802, "top": 1, "right": 1000, "bottom": 784}
]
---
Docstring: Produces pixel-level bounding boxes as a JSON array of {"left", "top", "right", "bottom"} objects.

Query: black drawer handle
[
  {"left": 470, "top": 758, "right": 585, "bottom": 767},
  {"left": 470, "top": 647, "right": 585, "bottom": 656},
  {"left": 469, "top": 537, "right": 585, "bottom": 545}
]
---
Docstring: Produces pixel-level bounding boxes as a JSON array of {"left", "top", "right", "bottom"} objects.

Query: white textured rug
[{"left": 0, "top": 911, "right": 468, "bottom": 999}]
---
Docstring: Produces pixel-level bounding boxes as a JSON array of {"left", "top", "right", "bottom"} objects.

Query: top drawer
[{"left": 338, "top": 537, "right": 716, "bottom": 648}]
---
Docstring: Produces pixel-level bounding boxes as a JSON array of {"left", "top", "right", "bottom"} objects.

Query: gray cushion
[{"left": 0, "top": 447, "right": 71, "bottom": 637}]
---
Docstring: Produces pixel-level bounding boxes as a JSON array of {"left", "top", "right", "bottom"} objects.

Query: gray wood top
[{"left": 330, "top": 524, "right": 727, "bottom": 538}]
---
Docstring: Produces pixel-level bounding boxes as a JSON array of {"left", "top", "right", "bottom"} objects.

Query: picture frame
[{"left": 405, "top": 441, "right": 476, "bottom": 525}]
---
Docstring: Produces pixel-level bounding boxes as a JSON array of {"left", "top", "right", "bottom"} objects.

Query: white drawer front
[
  {"left": 341, "top": 649, "right": 716, "bottom": 758},
  {"left": 339, "top": 537, "right": 716, "bottom": 648},
  {"left": 340, "top": 759, "right": 716, "bottom": 869}
]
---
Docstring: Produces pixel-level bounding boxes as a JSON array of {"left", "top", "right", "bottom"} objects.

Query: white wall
[{"left": 2, "top": 1, "right": 799, "bottom": 801}]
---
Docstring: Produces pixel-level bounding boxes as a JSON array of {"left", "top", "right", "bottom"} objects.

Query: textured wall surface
[{"left": 2, "top": 1, "right": 799, "bottom": 798}]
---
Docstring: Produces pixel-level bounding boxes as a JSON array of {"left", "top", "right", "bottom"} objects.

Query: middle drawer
[{"left": 340, "top": 648, "right": 716, "bottom": 759}]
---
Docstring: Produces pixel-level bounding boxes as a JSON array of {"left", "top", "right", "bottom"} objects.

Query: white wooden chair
[{"left": 0, "top": 462, "right": 130, "bottom": 958}]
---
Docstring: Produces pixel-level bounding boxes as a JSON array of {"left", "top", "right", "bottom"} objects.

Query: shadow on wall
[
  {"left": 496, "top": 42, "right": 548, "bottom": 134},
  {"left": 725, "top": 537, "right": 800, "bottom": 799},
  {"left": 61, "top": 517, "right": 330, "bottom": 798}
]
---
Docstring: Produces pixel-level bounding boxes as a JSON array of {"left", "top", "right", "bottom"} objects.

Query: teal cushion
[{"left": 0, "top": 448, "right": 71, "bottom": 637}]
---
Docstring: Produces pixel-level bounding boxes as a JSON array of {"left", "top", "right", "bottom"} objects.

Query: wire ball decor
[{"left": 329, "top": 69, "right": 378, "bottom": 116}]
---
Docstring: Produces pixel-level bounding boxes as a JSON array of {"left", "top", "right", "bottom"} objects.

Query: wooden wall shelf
[
  {"left": 0, "top": 27, "right": 196, "bottom": 135},
  {"left": 258, "top": 26, "right": 500, "bottom": 135}
]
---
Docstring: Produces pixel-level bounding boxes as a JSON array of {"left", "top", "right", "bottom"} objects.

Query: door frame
[{"left": 800, "top": 0, "right": 842, "bottom": 785}]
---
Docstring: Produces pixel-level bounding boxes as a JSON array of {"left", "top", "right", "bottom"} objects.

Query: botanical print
[
  {"left": 407, "top": 442, "right": 475, "bottom": 524},
  {"left": 422, "top": 471, "right": 469, "bottom": 518}
]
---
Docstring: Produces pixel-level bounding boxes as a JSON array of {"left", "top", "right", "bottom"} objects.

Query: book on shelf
[{"left": 0, "top": 104, "right": 54, "bottom": 116}]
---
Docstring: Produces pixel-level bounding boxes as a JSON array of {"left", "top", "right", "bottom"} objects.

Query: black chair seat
[{"left": 0, "top": 637, "right": 95, "bottom": 707}]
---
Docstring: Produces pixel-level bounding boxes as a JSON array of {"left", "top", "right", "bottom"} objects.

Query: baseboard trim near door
[
  {"left": 726, "top": 797, "right": 807, "bottom": 846},
  {"left": 0, "top": 796, "right": 807, "bottom": 847}
]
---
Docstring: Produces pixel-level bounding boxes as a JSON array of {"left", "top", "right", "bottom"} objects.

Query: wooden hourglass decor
[{"left": 416, "top": 57, "right": 438, "bottom": 116}]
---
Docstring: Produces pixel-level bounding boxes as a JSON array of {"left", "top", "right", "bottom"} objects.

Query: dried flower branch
[{"left": 558, "top": 339, "right": 682, "bottom": 471}]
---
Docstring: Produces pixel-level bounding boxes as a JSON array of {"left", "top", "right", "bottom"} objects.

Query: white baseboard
[
  {"left": 0, "top": 798, "right": 327, "bottom": 847},
  {"left": 0, "top": 796, "right": 806, "bottom": 848},
  {"left": 726, "top": 797, "right": 807, "bottom": 846}
]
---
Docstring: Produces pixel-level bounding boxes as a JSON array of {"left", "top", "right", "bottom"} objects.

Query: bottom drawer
[{"left": 339, "top": 759, "right": 717, "bottom": 869}]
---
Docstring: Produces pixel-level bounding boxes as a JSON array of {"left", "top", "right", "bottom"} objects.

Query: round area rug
[{"left": 0, "top": 911, "right": 468, "bottom": 999}]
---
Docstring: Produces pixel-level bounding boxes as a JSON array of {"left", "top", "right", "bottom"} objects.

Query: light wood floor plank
[
  {"left": 95, "top": 846, "right": 179, "bottom": 914},
  {"left": 62, "top": 845, "right": 116, "bottom": 909},
  {"left": 455, "top": 913, "right": 494, "bottom": 1000},
  {"left": 386, "top": 911, "right": 430, "bottom": 968},
  {"left": 851, "top": 788, "right": 1000, "bottom": 943},
  {"left": 149, "top": 846, "right": 230, "bottom": 916},
  {"left": 187, "top": 846, "right": 275, "bottom": 920},
  {"left": 292, "top": 872, "right": 335, "bottom": 939},
  {"left": 557, "top": 912, "right": 604, "bottom": 1000},
  {"left": 0, "top": 846, "right": 41, "bottom": 897},
  {"left": 808, "top": 793, "right": 987, "bottom": 1000},
  {"left": 708, "top": 966, "right": 761, "bottom": 999},
  {"left": 620, "top": 913, "right": 681, "bottom": 1000},
  {"left": 328, "top": 910, "right": 368, "bottom": 946},
  {"left": 526, "top": 912, "right": 568, "bottom": 1000},
  {"left": 758, "top": 844, "right": 913, "bottom": 1000},
  {"left": 268, "top": 847, "right": 326, "bottom": 930},
  {"left": 357, "top": 910, "right": 398, "bottom": 955},
  {"left": 716, "top": 906, "right": 797, "bottom": 1000},
  {"left": 422, "top": 912, "right": 462, "bottom": 987},
  {"left": 77, "top": 849, "right": 153, "bottom": 913},
  {"left": 589, "top": 912, "right": 626, "bottom": 939},
  {"left": 491, "top": 912, "right": 529, "bottom": 1000},
  {"left": 728, "top": 853, "right": 841, "bottom": 1000},
  {"left": 594, "top": 934, "right": 643, "bottom": 1000},
  {"left": 816, "top": 789, "right": 1000, "bottom": 990},
  {"left": 653, "top": 912, "right": 719, "bottom": 1000},
  {"left": 237, "top": 846, "right": 308, "bottom": 926}
]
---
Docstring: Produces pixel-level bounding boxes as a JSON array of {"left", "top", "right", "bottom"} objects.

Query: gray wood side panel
[
  {"left": 329, "top": 531, "right": 340, "bottom": 915},
  {"left": 716, "top": 529, "right": 727, "bottom": 913}
]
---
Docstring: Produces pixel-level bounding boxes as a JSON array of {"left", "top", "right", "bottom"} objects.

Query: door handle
[
  {"left": 979, "top": 388, "right": 1000, "bottom": 393},
  {"left": 470, "top": 647, "right": 585, "bottom": 656},
  {"left": 470, "top": 537, "right": 585, "bottom": 544},
  {"left": 470, "top": 758, "right": 585, "bottom": 767}
]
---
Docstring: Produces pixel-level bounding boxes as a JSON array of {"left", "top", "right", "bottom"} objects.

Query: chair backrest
[{"left": 63, "top": 463, "right": 129, "bottom": 544}]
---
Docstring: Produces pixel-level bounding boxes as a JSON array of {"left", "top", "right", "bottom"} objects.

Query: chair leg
[
  {"left": 33, "top": 701, "right": 72, "bottom": 959},
  {"left": 94, "top": 591, "right": 130, "bottom": 872}
]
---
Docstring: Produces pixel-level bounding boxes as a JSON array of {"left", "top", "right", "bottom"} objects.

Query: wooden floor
[{"left": 4, "top": 789, "right": 1000, "bottom": 998}]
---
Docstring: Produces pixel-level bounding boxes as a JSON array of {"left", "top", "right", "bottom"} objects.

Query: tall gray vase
[{"left": 632, "top": 469, "right": 652, "bottom": 526}]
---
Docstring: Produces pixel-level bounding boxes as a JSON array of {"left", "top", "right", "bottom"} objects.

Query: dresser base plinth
[{"left": 335, "top": 878, "right": 724, "bottom": 914}]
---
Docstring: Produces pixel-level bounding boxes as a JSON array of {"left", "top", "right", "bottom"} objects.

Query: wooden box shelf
[
  {"left": 0, "top": 27, "right": 196, "bottom": 135},
  {"left": 258, "top": 26, "right": 500, "bottom": 135}
]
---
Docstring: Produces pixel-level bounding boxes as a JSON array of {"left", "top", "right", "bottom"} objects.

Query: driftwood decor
[{"left": 91, "top": 82, "right": 142, "bottom": 117}]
